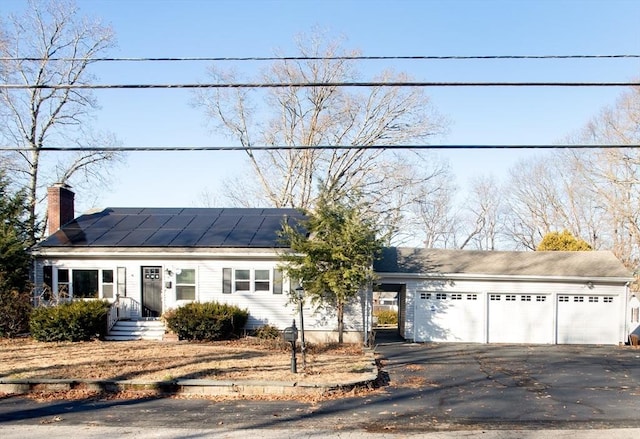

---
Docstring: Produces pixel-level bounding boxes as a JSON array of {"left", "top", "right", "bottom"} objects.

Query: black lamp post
[{"left": 295, "top": 285, "right": 307, "bottom": 369}]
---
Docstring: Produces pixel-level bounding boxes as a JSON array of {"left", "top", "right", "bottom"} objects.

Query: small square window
[
  {"left": 536, "top": 296, "right": 546, "bottom": 302},
  {"left": 521, "top": 295, "right": 532, "bottom": 301},
  {"left": 604, "top": 297, "right": 614, "bottom": 303},
  {"left": 467, "top": 294, "right": 478, "bottom": 300},
  {"left": 574, "top": 296, "right": 584, "bottom": 303},
  {"left": 451, "top": 293, "right": 462, "bottom": 300},
  {"left": 436, "top": 293, "right": 447, "bottom": 300},
  {"left": 589, "top": 296, "right": 599, "bottom": 303},
  {"left": 559, "top": 296, "right": 569, "bottom": 302},
  {"left": 490, "top": 294, "right": 500, "bottom": 301},
  {"left": 506, "top": 295, "right": 516, "bottom": 301}
]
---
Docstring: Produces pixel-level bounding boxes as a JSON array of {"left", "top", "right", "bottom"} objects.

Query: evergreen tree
[
  {"left": 536, "top": 230, "right": 592, "bottom": 251},
  {"left": 0, "top": 172, "right": 33, "bottom": 336},
  {"left": 0, "top": 172, "right": 32, "bottom": 292},
  {"left": 280, "top": 192, "right": 383, "bottom": 343}
]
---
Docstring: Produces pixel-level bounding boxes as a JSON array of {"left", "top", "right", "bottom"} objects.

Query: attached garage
[
  {"left": 556, "top": 294, "right": 620, "bottom": 344},
  {"left": 376, "top": 248, "right": 634, "bottom": 345},
  {"left": 487, "top": 293, "right": 554, "bottom": 343}
]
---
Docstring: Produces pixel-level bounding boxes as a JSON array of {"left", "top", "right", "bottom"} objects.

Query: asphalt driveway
[
  {"left": 1, "top": 330, "right": 640, "bottom": 435},
  {"left": 372, "top": 329, "right": 640, "bottom": 429}
]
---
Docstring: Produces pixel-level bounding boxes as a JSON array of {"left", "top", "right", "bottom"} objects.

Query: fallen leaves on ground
[{"left": 0, "top": 337, "right": 373, "bottom": 385}]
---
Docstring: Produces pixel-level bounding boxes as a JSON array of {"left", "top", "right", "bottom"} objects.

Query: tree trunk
[{"left": 337, "top": 301, "right": 344, "bottom": 344}]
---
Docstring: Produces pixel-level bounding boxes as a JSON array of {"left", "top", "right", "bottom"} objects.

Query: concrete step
[{"left": 107, "top": 319, "right": 166, "bottom": 341}]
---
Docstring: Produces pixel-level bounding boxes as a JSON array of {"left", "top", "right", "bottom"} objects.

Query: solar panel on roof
[
  {"left": 138, "top": 208, "right": 184, "bottom": 215},
  {"left": 197, "top": 228, "right": 230, "bottom": 246},
  {"left": 188, "top": 214, "right": 219, "bottom": 230},
  {"left": 210, "top": 214, "right": 239, "bottom": 232},
  {"left": 163, "top": 214, "right": 195, "bottom": 229},
  {"left": 138, "top": 214, "right": 172, "bottom": 229},
  {"left": 172, "top": 229, "right": 206, "bottom": 246},
  {"left": 144, "top": 229, "right": 182, "bottom": 246},
  {"left": 91, "top": 230, "right": 131, "bottom": 246},
  {"left": 36, "top": 207, "right": 307, "bottom": 248},
  {"left": 115, "top": 215, "right": 149, "bottom": 230},
  {"left": 117, "top": 229, "right": 157, "bottom": 246},
  {"left": 93, "top": 212, "right": 134, "bottom": 228},
  {"left": 225, "top": 228, "right": 255, "bottom": 246}
]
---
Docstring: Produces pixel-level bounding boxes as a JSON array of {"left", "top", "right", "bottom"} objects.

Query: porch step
[{"left": 105, "top": 319, "right": 166, "bottom": 341}]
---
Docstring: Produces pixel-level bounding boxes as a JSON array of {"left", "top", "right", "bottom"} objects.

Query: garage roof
[{"left": 375, "top": 247, "right": 633, "bottom": 279}]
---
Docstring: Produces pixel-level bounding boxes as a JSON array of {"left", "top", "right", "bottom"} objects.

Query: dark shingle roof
[
  {"left": 375, "top": 247, "right": 632, "bottom": 279},
  {"left": 37, "top": 207, "right": 305, "bottom": 248}
]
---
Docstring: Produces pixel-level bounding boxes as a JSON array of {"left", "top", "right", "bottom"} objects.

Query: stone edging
[{"left": 0, "top": 353, "right": 379, "bottom": 397}]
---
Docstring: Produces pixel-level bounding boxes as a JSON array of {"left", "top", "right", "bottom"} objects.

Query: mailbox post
[{"left": 283, "top": 320, "right": 298, "bottom": 373}]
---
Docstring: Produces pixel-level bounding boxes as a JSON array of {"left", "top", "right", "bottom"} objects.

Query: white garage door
[
  {"left": 414, "top": 292, "right": 484, "bottom": 342},
  {"left": 488, "top": 294, "right": 554, "bottom": 344},
  {"left": 556, "top": 295, "right": 619, "bottom": 344}
]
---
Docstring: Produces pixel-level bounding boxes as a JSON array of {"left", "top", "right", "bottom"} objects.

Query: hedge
[{"left": 30, "top": 300, "right": 111, "bottom": 342}]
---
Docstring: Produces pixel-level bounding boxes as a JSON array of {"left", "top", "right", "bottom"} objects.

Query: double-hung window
[
  {"left": 102, "top": 270, "right": 114, "bottom": 298},
  {"left": 222, "top": 268, "right": 282, "bottom": 294},
  {"left": 176, "top": 269, "right": 196, "bottom": 300}
]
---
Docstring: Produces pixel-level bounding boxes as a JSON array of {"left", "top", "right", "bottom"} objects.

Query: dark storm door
[{"left": 142, "top": 266, "right": 162, "bottom": 317}]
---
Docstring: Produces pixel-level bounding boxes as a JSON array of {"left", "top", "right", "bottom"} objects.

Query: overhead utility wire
[
  {"left": 2, "top": 54, "right": 639, "bottom": 62},
  {"left": 2, "top": 81, "right": 638, "bottom": 90},
  {"left": 1, "top": 144, "right": 638, "bottom": 152}
]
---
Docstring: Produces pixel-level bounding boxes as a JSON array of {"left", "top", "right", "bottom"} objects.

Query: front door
[{"left": 141, "top": 266, "right": 162, "bottom": 317}]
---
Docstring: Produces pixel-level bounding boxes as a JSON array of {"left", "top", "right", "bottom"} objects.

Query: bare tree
[
  {"left": 560, "top": 86, "right": 640, "bottom": 267},
  {"left": 458, "top": 176, "right": 505, "bottom": 250},
  {"left": 0, "top": 0, "right": 120, "bottom": 242},
  {"left": 502, "top": 154, "right": 602, "bottom": 251},
  {"left": 499, "top": 86, "right": 639, "bottom": 262},
  {"left": 194, "top": 32, "right": 449, "bottom": 240}
]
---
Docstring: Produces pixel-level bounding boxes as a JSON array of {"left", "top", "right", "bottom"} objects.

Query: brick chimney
[{"left": 47, "top": 183, "right": 75, "bottom": 235}]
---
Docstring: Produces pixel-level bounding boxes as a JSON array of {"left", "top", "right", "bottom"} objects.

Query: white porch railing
[{"left": 107, "top": 296, "right": 142, "bottom": 331}]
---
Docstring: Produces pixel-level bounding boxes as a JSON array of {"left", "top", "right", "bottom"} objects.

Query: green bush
[
  {"left": 30, "top": 300, "right": 111, "bottom": 342},
  {"left": 163, "top": 302, "right": 249, "bottom": 341},
  {"left": 375, "top": 309, "right": 398, "bottom": 325},
  {"left": 254, "top": 324, "right": 281, "bottom": 340},
  {"left": 0, "top": 290, "right": 32, "bottom": 337}
]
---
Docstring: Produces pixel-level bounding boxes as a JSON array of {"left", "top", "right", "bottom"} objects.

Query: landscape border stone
[{"left": 0, "top": 351, "right": 379, "bottom": 397}]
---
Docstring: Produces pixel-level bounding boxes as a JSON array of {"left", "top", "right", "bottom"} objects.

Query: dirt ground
[{"left": 0, "top": 337, "right": 373, "bottom": 385}]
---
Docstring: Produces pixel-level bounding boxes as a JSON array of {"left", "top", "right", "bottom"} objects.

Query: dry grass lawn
[{"left": 0, "top": 337, "right": 374, "bottom": 385}]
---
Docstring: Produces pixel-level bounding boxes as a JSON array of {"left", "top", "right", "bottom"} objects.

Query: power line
[
  {"left": 2, "top": 54, "right": 639, "bottom": 62},
  {"left": 1, "top": 144, "right": 638, "bottom": 152},
  {"left": 1, "top": 81, "right": 639, "bottom": 90}
]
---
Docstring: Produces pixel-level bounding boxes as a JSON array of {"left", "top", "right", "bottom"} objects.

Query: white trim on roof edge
[{"left": 376, "top": 272, "right": 634, "bottom": 284}]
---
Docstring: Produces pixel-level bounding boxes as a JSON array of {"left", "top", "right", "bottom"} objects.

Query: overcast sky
[{"left": 4, "top": 0, "right": 640, "bottom": 211}]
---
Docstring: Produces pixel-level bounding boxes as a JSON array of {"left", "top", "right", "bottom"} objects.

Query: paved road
[{"left": 1, "top": 329, "right": 640, "bottom": 436}]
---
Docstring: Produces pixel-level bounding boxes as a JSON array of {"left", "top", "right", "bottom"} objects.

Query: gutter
[{"left": 376, "top": 271, "right": 635, "bottom": 284}]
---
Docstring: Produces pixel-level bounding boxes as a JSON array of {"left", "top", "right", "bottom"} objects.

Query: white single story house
[
  {"left": 32, "top": 185, "right": 639, "bottom": 345},
  {"left": 374, "top": 247, "right": 637, "bottom": 345},
  {"left": 31, "top": 185, "right": 370, "bottom": 343}
]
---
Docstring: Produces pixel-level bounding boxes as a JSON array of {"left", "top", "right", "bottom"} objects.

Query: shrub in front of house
[
  {"left": 162, "top": 302, "right": 249, "bottom": 341},
  {"left": 254, "top": 324, "right": 281, "bottom": 340},
  {"left": 0, "top": 290, "right": 32, "bottom": 338},
  {"left": 29, "top": 300, "right": 111, "bottom": 342},
  {"left": 374, "top": 309, "right": 398, "bottom": 326}
]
